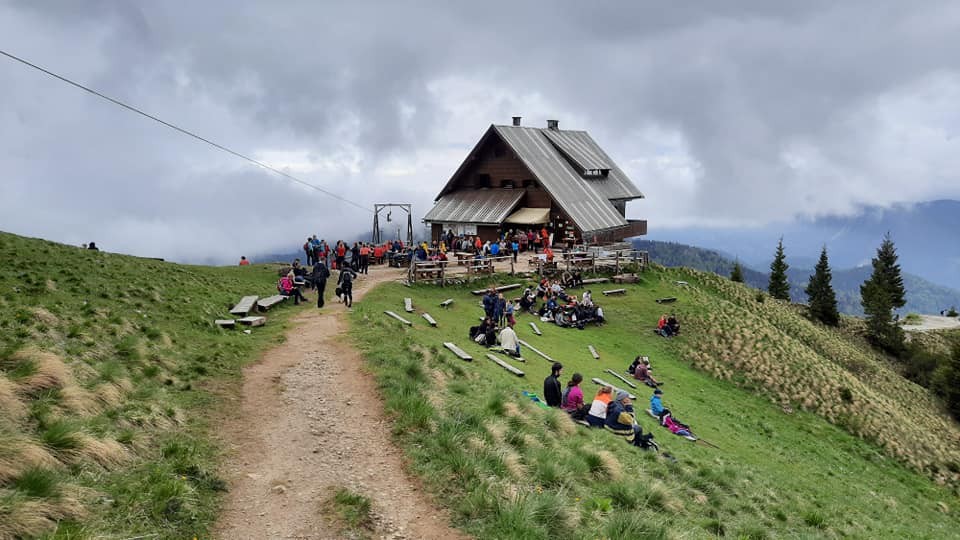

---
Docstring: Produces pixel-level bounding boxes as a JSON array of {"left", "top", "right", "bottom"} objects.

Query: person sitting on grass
[
  {"left": 605, "top": 391, "right": 646, "bottom": 447},
  {"left": 650, "top": 388, "right": 685, "bottom": 427},
  {"left": 561, "top": 373, "right": 586, "bottom": 416},
  {"left": 498, "top": 322, "right": 521, "bottom": 357},
  {"left": 519, "top": 287, "right": 536, "bottom": 314},
  {"left": 632, "top": 357, "right": 660, "bottom": 388},
  {"left": 585, "top": 385, "right": 613, "bottom": 427},
  {"left": 278, "top": 271, "right": 307, "bottom": 305},
  {"left": 657, "top": 313, "right": 669, "bottom": 336},
  {"left": 667, "top": 314, "right": 681, "bottom": 336}
]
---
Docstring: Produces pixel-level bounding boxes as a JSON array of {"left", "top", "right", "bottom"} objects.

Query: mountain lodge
[{"left": 423, "top": 117, "right": 646, "bottom": 245}]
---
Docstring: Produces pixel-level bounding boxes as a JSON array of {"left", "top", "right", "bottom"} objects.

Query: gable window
[
  {"left": 475, "top": 174, "right": 491, "bottom": 189},
  {"left": 522, "top": 179, "right": 537, "bottom": 188},
  {"left": 501, "top": 179, "right": 515, "bottom": 189}
]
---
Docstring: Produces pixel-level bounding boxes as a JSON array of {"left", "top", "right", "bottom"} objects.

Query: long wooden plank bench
[
  {"left": 605, "top": 368, "right": 638, "bottom": 389},
  {"left": 471, "top": 283, "right": 522, "bottom": 296},
  {"left": 443, "top": 342, "right": 472, "bottom": 361},
  {"left": 230, "top": 295, "right": 259, "bottom": 316},
  {"left": 257, "top": 295, "right": 287, "bottom": 311},
  {"left": 486, "top": 353, "right": 525, "bottom": 377},
  {"left": 422, "top": 313, "right": 437, "bottom": 327},
  {"left": 588, "top": 345, "right": 600, "bottom": 359},
  {"left": 529, "top": 322, "right": 542, "bottom": 336},
  {"left": 581, "top": 277, "right": 610, "bottom": 285},
  {"left": 518, "top": 339, "right": 554, "bottom": 362},
  {"left": 238, "top": 316, "right": 266, "bottom": 327},
  {"left": 384, "top": 311, "right": 412, "bottom": 325},
  {"left": 215, "top": 319, "right": 236, "bottom": 329},
  {"left": 440, "top": 299, "right": 454, "bottom": 308},
  {"left": 404, "top": 298, "right": 414, "bottom": 313},
  {"left": 591, "top": 377, "right": 635, "bottom": 400},
  {"left": 602, "top": 289, "right": 627, "bottom": 296}
]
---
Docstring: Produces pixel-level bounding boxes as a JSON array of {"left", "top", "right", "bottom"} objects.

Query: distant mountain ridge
[
  {"left": 632, "top": 239, "right": 960, "bottom": 316},
  {"left": 646, "top": 199, "right": 960, "bottom": 290}
]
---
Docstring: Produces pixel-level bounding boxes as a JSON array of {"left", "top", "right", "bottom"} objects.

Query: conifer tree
[
  {"left": 805, "top": 246, "right": 839, "bottom": 326},
  {"left": 767, "top": 237, "right": 790, "bottom": 300},
  {"left": 860, "top": 235, "right": 906, "bottom": 354},
  {"left": 730, "top": 260, "right": 744, "bottom": 283},
  {"left": 875, "top": 232, "right": 906, "bottom": 309}
]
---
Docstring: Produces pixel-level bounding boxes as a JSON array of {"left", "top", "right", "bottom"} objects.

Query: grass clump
[{"left": 330, "top": 487, "right": 374, "bottom": 532}]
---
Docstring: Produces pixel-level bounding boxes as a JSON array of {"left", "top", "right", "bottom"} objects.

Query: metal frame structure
[{"left": 372, "top": 203, "right": 413, "bottom": 247}]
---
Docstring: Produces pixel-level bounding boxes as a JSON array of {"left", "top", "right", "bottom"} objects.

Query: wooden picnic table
[{"left": 413, "top": 261, "right": 446, "bottom": 280}]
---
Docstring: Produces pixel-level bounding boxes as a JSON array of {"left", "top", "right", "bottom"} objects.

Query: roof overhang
[{"left": 504, "top": 207, "right": 551, "bottom": 225}]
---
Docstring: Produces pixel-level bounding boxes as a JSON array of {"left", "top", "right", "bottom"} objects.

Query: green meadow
[
  {"left": 349, "top": 269, "right": 960, "bottom": 539},
  {"left": 0, "top": 232, "right": 298, "bottom": 539}
]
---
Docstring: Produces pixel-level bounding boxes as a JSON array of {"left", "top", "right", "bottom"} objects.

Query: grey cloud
[{"left": 2, "top": 1, "right": 960, "bottom": 262}]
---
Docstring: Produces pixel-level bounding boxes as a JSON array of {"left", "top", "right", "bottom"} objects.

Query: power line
[{"left": 0, "top": 48, "right": 371, "bottom": 212}]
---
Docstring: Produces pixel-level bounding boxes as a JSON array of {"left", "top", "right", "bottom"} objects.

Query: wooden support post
[
  {"left": 605, "top": 368, "right": 637, "bottom": 389},
  {"left": 384, "top": 310, "right": 412, "bottom": 325},
  {"left": 485, "top": 353, "right": 525, "bottom": 377},
  {"left": 615, "top": 252, "right": 620, "bottom": 275},
  {"left": 518, "top": 339, "right": 554, "bottom": 362},
  {"left": 404, "top": 298, "right": 414, "bottom": 312},
  {"left": 443, "top": 342, "right": 473, "bottom": 361},
  {"left": 529, "top": 322, "right": 542, "bottom": 336},
  {"left": 422, "top": 313, "right": 437, "bottom": 326},
  {"left": 588, "top": 345, "right": 600, "bottom": 359}
]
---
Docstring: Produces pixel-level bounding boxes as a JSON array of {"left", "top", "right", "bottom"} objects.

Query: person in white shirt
[
  {"left": 498, "top": 322, "right": 521, "bottom": 357},
  {"left": 582, "top": 290, "right": 593, "bottom": 307}
]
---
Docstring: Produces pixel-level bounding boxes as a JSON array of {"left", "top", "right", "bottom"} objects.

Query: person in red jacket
[{"left": 238, "top": 256, "right": 250, "bottom": 266}]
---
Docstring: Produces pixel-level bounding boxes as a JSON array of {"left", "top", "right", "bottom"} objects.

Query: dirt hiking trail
[{"left": 215, "top": 268, "right": 468, "bottom": 540}]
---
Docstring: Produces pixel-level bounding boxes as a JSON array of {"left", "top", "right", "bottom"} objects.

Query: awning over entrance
[{"left": 504, "top": 207, "right": 551, "bottom": 225}]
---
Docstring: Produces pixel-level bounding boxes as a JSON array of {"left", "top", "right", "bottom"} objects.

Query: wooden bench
[
  {"left": 518, "top": 339, "right": 554, "bottom": 362},
  {"left": 588, "top": 345, "right": 600, "bottom": 359},
  {"left": 443, "top": 342, "right": 473, "bottom": 361},
  {"left": 581, "top": 277, "right": 610, "bottom": 285},
  {"left": 529, "top": 322, "right": 542, "bottom": 336},
  {"left": 384, "top": 311, "right": 412, "bottom": 325},
  {"left": 471, "top": 283, "right": 522, "bottom": 296},
  {"left": 591, "top": 377, "right": 635, "bottom": 400},
  {"left": 421, "top": 313, "right": 437, "bottom": 327},
  {"left": 602, "top": 289, "right": 627, "bottom": 296},
  {"left": 656, "top": 297, "right": 677, "bottom": 304},
  {"left": 238, "top": 316, "right": 266, "bottom": 327},
  {"left": 605, "top": 368, "right": 638, "bottom": 389},
  {"left": 440, "top": 299, "right": 454, "bottom": 308},
  {"left": 257, "top": 295, "right": 287, "bottom": 311},
  {"left": 613, "top": 274, "right": 639, "bottom": 284},
  {"left": 404, "top": 298, "right": 414, "bottom": 313},
  {"left": 230, "top": 295, "right": 259, "bottom": 316},
  {"left": 486, "top": 353, "right": 525, "bottom": 377},
  {"left": 215, "top": 319, "right": 236, "bottom": 329}
]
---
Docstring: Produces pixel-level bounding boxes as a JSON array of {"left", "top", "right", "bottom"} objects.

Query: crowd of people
[{"left": 526, "top": 280, "right": 605, "bottom": 329}]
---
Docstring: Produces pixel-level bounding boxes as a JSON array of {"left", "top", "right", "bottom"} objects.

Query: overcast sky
[{"left": 2, "top": 1, "right": 960, "bottom": 263}]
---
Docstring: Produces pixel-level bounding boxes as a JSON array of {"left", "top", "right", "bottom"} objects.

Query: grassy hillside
[
  {"left": 0, "top": 232, "right": 297, "bottom": 539},
  {"left": 349, "top": 270, "right": 960, "bottom": 538}
]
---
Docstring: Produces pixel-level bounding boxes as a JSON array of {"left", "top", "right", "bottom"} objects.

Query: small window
[
  {"left": 476, "top": 174, "right": 491, "bottom": 189},
  {"left": 522, "top": 179, "right": 537, "bottom": 188},
  {"left": 502, "top": 179, "right": 514, "bottom": 189}
]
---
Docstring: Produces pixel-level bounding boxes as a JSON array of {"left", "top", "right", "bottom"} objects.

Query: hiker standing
[
  {"left": 543, "top": 362, "right": 563, "bottom": 407},
  {"left": 311, "top": 259, "right": 330, "bottom": 308},
  {"left": 338, "top": 266, "right": 357, "bottom": 308},
  {"left": 304, "top": 237, "right": 314, "bottom": 266},
  {"left": 359, "top": 243, "right": 370, "bottom": 274}
]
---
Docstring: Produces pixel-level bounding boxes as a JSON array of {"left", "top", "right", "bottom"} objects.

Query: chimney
[
  {"left": 512, "top": 116, "right": 522, "bottom": 126},
  {"left": 547, "top": 119, "right": 559, "bottom": 130}
]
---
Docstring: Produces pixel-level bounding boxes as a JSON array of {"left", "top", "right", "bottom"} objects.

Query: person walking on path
[
  {"left": 338, "top": 266, "right": 357, "bottom": 308},
  {"left": 311, "top": 259, "right": 330, "bottom": 308},
  {"left": 543, "top": 362, "right": 563, "bottom": 407}
]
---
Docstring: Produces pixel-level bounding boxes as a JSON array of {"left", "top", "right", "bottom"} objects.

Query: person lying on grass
[
  {"left": 585, "top": 385, "right": 613, "bottom": 427},
  {"left": 561, "top": 373, "right": 587, "bottom": 419},
  {"left": 661, "top": 412, "right": 695, "bottom": 440},
  {"left": 632, "top": 357, "right": 660, "bottom": 388},
  {"left": 498, "top": 322, "right": 521, "bottom": 357}
]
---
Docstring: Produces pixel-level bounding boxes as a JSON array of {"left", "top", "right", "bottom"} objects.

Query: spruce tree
[
  {"left": 875, "top": 232, "right": 906, "bottom": 309},
  {"left": 860, "top": 236, "right": 906, "bottom": 354},
  {"left": 805, "top": 246, "right": 839, "bottom": 326},
  {"left": 767, "top": 237, "right": 790, "bottom": 300},
  {"left": 730, "top": 260, "right": 744, "bottom": 283}
]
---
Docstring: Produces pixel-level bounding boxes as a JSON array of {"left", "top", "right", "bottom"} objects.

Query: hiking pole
[{"left": 696, "top": 438, "right": 721, "bottom": 450}]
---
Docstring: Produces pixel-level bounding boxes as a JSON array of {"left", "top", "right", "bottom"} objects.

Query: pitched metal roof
[
  {"left": 423, "top": 189, "right": 524, "bottom": 224},
  {"left": 541, "top": 129, "right": 644, "bottom": 201},
  {"left": 493, "top": 126, "right": 630, "bottom": 232}
]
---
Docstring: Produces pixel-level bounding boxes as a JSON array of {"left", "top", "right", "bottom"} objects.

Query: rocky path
[{"left": 215, "top": 269, "right": 468, "bottom": 539}]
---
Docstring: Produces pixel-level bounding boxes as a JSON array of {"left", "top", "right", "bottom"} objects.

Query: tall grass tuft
[{"left": 11, "top": 467, "right": 60, "bottom": 498}]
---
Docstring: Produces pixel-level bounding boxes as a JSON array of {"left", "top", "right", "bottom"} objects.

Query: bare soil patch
[{"left": 214, "top": 268, "right": 469, "bottom": 539}]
